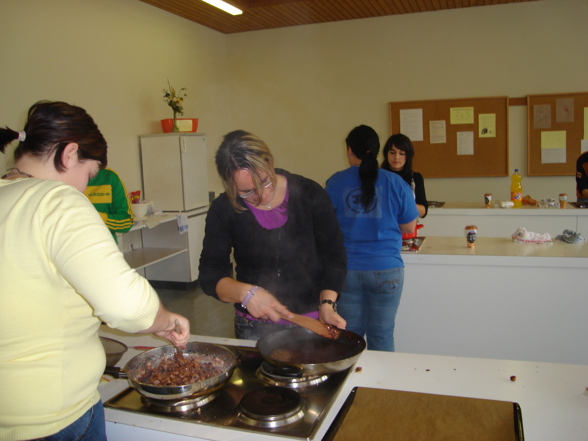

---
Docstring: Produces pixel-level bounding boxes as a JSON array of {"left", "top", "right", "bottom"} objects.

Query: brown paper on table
[{"left": 329, "top": 387, "right": 520, "bottom": 441}]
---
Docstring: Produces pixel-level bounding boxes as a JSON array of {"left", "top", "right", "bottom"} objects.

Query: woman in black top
[
  {"left": 381, "top": 133, "right": 428, "bottom": 218},
  {"left": 199, "top": 130, "right": 347, "bottom": 340}
]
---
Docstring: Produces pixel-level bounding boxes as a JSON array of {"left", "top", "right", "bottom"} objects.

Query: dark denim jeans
[
  {"left": 337, "top": 268, "right": 404, "bottom": 352},
  {"left": 38, "top": 400, "right": 106, "bottom": 441}
]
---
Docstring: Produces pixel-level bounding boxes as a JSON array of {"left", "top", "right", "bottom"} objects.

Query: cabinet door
[{"left": 140, "top": 135, "right": 185, "bottom": 211}]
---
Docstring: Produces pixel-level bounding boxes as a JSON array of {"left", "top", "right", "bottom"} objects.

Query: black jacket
[{"left": 199, "top": 169, "right": 347, "bottom": 314}]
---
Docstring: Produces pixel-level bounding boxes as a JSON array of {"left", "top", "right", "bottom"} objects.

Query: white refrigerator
[{"left": 139, "top": 133, "right": 209, "bottom": 212}]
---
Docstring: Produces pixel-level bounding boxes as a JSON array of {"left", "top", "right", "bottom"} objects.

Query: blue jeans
[
  {"left": 38, "top": 400, "right": 106, "bottom": 441},
  {"left": 234, "top": 314, "right": 297, "bottom": 340},
  {"left": 337, "top": 268, "right": 404, "bottom": 352}
]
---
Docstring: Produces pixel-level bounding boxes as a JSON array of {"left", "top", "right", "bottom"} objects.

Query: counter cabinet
[{"left": 398, "top": 236, "right": 588, "bottom": 366}]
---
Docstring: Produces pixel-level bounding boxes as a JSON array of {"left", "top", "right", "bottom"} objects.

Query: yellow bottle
[{"left": 510, "top": 169, "right": 522, "bottom": 208}]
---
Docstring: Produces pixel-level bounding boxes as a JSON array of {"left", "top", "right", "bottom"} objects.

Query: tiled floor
[{"left": 156, "top": 282, "right": 235, "bottom": 339}]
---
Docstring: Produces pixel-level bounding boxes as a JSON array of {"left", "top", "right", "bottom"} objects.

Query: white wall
[
  {"left": 0, "top": 0, "right": 229, "bottom": 194},
  {"left": 1, "top": 0, "right": 587, "bottom": 203},
  {"left": 226, "top": 0, "right": 588, "bottom": 202}
]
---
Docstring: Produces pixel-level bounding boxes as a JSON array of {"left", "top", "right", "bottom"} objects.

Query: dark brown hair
[
  {"left": 0, "top": 100, "right": 107, "bottom": 171},
  {"left": 346, "top": 125, "right": 380, "bottom": 209},
  {"left": 381, "top": 133, "right": 414, "bottom": 185}
]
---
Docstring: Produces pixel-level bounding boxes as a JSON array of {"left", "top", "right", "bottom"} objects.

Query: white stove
[{"left": 103, "top": 345, "right": 352, "bottom": 440}]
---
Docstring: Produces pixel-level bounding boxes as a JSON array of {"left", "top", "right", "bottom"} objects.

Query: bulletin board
[
  {"left": 527, "top": 92, "right": 588, "bottom": 176},
  {"left": 389, "top": 96, "right": 509, "bottom": 178}
]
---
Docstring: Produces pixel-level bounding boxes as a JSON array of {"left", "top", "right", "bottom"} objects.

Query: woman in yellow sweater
[{"left": 0, "top": 101, "right": 190, "bottom": 441}]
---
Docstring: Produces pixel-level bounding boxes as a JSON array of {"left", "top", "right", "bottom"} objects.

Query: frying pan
[
  {"left": 257, "top": 328, "right": 366, "bottom": 376},
  {"left": 100, "top": 337, "right": 128, "bottom": 367},
  {"left": 105, "top": 342, "right": 238, "bottom": 401}
]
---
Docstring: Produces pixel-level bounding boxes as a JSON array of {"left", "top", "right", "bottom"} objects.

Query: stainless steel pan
[
  {"left": 105, "top": 342, "right": 238, "bottom": 401},
  {"left": 257, "top": 327, "right": 366, "bottom": 376}
]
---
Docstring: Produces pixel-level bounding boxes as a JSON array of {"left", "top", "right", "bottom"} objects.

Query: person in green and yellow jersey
[{"left": 84, "top": 167, "right": 134, "bottom": 242}]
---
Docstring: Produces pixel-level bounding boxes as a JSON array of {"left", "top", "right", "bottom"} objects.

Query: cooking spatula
[{"left": 281, "top": 313, "right": 341, "bottom": 340}]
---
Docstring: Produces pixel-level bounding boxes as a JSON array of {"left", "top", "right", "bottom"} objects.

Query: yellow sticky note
[
  {"left": 541, "top": 130, "right": 566, "bottom": 149},
  {"left": 450, "top": 107, "right": 474, "bottom": 125}
]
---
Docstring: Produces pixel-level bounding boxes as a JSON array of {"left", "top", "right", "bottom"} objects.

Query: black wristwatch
[{"left": 318, "top": 299, "right": 337, "bottom": 313}]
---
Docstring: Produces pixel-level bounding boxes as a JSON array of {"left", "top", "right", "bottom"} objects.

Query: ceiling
[{"left": 139, "top": 0, "right": 539, "bottom": 34}]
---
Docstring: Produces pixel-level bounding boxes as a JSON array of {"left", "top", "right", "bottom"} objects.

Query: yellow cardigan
[{"left": 0, "top": 178, "right": 160, "bottom": 441}]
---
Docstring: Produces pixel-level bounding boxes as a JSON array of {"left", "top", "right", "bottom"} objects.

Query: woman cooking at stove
[
  {"left": 0, "top": 101, "right": 190, "bottom": 441},
  {"left": 326, "top": 125, "right": 418, "bottom": 351},
  {"left": 199, "top": 130, "right": 347, "bottom": 340},
  {"left": 381, "top": 133, "right": 428, "bottom": 218}
]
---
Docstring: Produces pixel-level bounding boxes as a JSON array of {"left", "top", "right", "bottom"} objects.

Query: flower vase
[{"left": 172, "top": 112, "right": 179, "bottom": 132}]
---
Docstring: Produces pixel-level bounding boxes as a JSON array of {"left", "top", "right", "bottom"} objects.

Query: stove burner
[
  {"left": 141, "top": 391, "right": 219, "bottom": 413},
  {"left": 237, "top": 386, "right": 306, "bottom": 428},
  {"left": 257, "top": 362, "right": 329, "bottom": 388}
]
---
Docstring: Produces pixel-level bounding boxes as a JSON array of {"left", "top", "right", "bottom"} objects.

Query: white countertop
[
  {"left": 99, "top": 327, "right": 588, "bottom": 441},
  {"left": 403, "top": 236, "right": 588, "bottom": 268},
  {"left": 429, "top": 201, "right": 588, "bottom": 215}
]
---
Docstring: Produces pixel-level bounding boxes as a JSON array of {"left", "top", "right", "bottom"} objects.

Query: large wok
[
  {"left": 105, "top": 342, "right": 238, "bottom": 401},
  {"left": 257, "top": 327, "right": 366, "bottom": 376}
]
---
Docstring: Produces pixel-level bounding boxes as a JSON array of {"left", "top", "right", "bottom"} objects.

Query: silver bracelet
[{"left": 241, "top": 285, "right": 260, "bottom": 309}]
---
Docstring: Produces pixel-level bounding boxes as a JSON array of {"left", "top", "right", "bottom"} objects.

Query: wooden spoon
[
  {"left": 281, "top": 313, "right": 341, "bottom": 340},
  {"left": 174, "top": 319, "right": 185, "bottom": 363}
]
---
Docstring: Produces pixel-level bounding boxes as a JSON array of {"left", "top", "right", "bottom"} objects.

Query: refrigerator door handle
[{"left": 180, "top": 137, "right": 186, "bottom": 153}]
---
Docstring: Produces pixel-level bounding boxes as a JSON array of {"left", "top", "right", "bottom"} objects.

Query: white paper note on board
[
  {"left": 556, "top": 98, "right": 574, "bottom": 123},
  {"left": 400, "top": 108, "right": 423, "bottom": 142},
  {"left": 457, "top": 131, "right": 474, "bottom": 155},
  {"left": 479, "top": 114, "right": 496, "bottom": 138},
  {"left": 429, "top": 120, "right": 446, "bottom": 144},
  {"left": 534, "top": 104, "right": 552, "bottom": 129}
]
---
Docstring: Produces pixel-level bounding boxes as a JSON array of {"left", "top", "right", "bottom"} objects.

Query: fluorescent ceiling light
[{"left": 202, "top": 0, "right": 242, "bottom": 15}]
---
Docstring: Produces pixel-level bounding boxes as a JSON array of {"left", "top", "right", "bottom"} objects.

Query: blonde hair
[{"left": 215, "top": 130, "right": 277, "bottom": 212}]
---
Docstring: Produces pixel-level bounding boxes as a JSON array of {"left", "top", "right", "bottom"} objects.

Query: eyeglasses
[{"left": 238, "top": 179, "right": 272, "bottom": 199}]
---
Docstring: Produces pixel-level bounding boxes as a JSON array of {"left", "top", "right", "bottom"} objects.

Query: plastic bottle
[{"left": 510, "top": 169, "right": 522, "bottom": 208}]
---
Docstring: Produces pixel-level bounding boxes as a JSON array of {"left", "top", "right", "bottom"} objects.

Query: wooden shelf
[{"left": 123, "top": 247, "right": 187, "bottom": 270}]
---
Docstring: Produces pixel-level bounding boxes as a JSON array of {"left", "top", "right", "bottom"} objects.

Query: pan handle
[{"left": 104, "top": 366, "right": 127, "bottom": 379}]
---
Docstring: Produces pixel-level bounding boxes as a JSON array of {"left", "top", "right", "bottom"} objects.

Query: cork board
[
  {"left": 389, "top": 96, "right": 509, "bottom": 178},
  {"left": 527, "top": 92, "right": 588, "bottom": 176}
]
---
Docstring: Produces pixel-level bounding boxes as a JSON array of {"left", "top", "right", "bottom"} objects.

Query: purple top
[{"left": 245, "top": 186, "right": 289, "bottom": 229}]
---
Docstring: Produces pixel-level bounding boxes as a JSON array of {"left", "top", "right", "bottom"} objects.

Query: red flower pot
[{"left": 160, "top": 118, "right": 199, "bottom": 133}]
